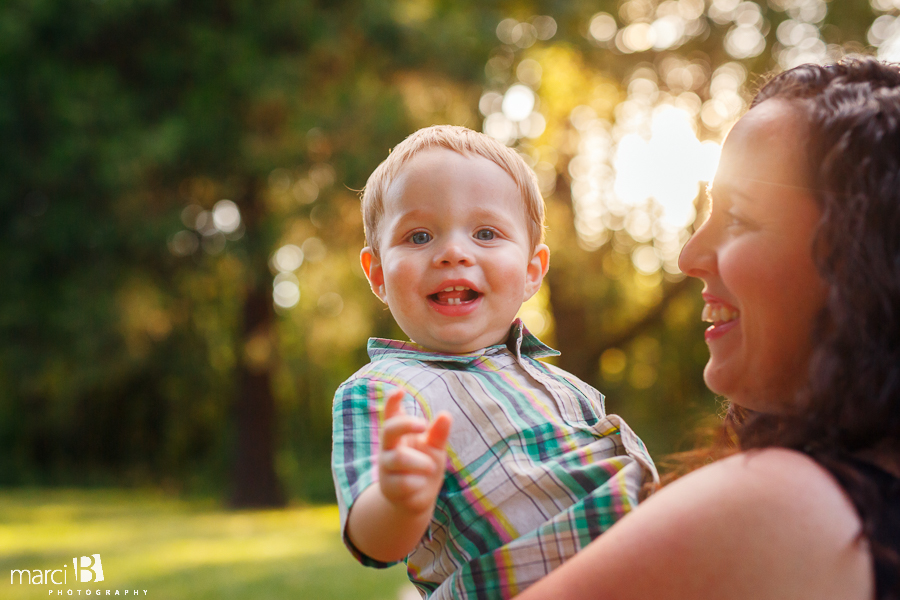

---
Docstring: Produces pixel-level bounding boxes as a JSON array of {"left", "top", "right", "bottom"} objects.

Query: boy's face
[{"left": 361, "top": 148, "right": 549, "bottom": 353}]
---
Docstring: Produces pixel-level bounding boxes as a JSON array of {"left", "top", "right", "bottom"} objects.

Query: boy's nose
[{"left": 433, "top": 237, "right": 474, "bottom": 267}]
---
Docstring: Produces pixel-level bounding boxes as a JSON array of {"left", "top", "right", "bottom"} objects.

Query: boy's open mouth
[{"left": 429, "top": 286, "right": 480, "bottom": 306}]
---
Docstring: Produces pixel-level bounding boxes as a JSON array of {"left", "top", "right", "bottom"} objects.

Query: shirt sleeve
[{"left": 331, "top": 373, "right": 414, "bottom": 568}]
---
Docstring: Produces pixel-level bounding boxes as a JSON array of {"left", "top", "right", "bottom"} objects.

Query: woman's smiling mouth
[
  {"left": 702, "top": 303, "right": 740, "bottom": 325},
  {"left": 702, "top": 302, "right": 741, "bottom": 340}
]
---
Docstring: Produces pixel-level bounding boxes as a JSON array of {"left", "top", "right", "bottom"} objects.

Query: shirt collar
[{"left": 367, "top": 318, "right": 560, "bottom": 364}]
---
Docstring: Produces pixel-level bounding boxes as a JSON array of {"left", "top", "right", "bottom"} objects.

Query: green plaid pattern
[{"left": 332, "top": 320, "right": 657, "bottom": 599}]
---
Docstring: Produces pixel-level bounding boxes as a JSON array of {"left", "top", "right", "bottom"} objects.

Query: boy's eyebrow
[{"left": 389, "top": 205, "right": 521, "bottom": 224}]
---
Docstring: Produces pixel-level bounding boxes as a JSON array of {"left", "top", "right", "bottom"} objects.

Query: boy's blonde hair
[{"left": 361, "top": 125, "right": 545, "bottom": 256}]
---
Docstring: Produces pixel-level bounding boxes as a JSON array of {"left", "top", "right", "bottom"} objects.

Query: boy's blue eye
[
  {"left": 474, "top": 229, "right": 495, "bottom": 241},
  {"left": 411, "top": 232, "right": 431, "bottom": 244}
]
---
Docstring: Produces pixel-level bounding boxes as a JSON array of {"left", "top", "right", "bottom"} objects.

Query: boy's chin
[{"left": 410, "top": 328, "right": 511, "bottom": 355}]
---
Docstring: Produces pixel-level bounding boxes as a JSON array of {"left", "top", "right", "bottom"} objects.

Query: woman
[{"left": 517, "top": 57, "right": 900, "bottom": 600}]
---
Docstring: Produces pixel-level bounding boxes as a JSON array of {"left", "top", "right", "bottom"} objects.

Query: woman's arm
[{"left": 516, "top": 448, "right": 872, "bottom": 600}]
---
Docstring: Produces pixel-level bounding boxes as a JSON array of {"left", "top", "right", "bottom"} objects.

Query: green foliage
[{"left": 0, "top": 0, "right": 887, "bottom": 497}]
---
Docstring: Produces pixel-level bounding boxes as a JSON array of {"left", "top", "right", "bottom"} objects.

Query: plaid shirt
[{"left": 332, "top": 320, "right": 658, "bottom": 599}]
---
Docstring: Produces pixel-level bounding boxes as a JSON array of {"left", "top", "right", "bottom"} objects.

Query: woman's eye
[
  {"left": 410, "top": 232, "right": 431, "bottom": 244},
  {"left": 474, "top": 229, "right": 495, "bottom": 241},
  {"left": 725, "top": 211, "right": 746, "bottom": 228}
]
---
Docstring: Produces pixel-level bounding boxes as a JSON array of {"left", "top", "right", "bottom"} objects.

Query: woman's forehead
[{"left": 716, "top": 99, "right": 811, "bottom": 190}]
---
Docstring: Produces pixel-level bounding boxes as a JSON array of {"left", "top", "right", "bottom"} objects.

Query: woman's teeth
[{"left": 702, "top": 303, "right": 740, "bottom": 324}]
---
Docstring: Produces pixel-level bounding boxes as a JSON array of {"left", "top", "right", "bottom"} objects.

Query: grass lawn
[{"left": 0, "top": 489, "right": 414, "bottom": 600}]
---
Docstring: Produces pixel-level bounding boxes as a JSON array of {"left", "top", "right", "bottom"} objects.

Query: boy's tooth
[
  {"left": 702, "top": 304, "right": 712, "bottom": 322},
  {"left": 453, "top": 286, "right": 467, "bottom": 291},
  {"left": 443, "top": 287, "right": 454, "bottom": 292}
]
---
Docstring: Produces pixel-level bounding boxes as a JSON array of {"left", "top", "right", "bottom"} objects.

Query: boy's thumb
[{"left": 426, "top": 412, "right": 452, "bottom": 450}]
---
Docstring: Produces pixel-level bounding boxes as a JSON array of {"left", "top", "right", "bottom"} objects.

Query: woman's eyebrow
[{"left": 732, "top": 175, "right": 817, "bottom": 193}]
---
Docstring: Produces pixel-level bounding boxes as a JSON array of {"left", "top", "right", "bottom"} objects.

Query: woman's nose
[{"left": 678, "top": 220, "right": 717, "bottom": 279}]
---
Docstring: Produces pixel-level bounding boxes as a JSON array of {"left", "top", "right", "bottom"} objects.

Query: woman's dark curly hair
[{"left": 734, "top": 56, "right": 900, "bottom": 598}]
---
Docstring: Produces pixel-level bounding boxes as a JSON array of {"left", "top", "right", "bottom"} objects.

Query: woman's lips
[
  {"left": 701, "top": 295, "right": 740, "bottom": 341},
  {"left": 704, "top": 318, "right": 739, "bottom": 341}
]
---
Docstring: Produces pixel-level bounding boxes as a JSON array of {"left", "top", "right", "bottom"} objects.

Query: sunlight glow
[
  {"left": 568, "top": 86, "right": 720, "bottom": 272},
  {"left": 613, "top": 106, "right": 720, "bottom": 230},
  {"left": 501, "top": 85, "right": 535, "bottom": 122}
]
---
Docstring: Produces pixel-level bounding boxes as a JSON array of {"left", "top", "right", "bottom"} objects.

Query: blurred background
[{"left": 1, "top": 0, "right": 898, "bottom": 597}]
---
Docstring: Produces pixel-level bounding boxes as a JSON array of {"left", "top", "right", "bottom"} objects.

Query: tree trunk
[
  {"left": 229, "top": 180, "right": 285, "bottom": 509},
  {"left": 230, "top": 281, "right": 286, "bottom": 508}
]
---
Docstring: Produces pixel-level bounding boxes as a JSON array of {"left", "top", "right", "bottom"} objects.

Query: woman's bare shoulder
[
  {"left": 666, "top": 446, "right": 859, "bottom": 512},
  {"left": 518, "top": 448, "right": 872, "bottom": 600}
]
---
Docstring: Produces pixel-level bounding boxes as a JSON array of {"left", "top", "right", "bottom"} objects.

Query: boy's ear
[
  {"left": 523, "top": 244, "right": 550, "bottom": 301},
  {"left": 360, "top": 247, "right": 387, "bottom": 302}
]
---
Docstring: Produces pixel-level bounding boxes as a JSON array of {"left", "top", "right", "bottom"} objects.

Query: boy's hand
[{"left": 378, "top": 388, "right": 452, "bottom": 515}]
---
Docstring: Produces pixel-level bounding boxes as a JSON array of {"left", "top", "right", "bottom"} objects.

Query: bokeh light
[
  {"left": 484, "top": 112, "right": 517, "bottom": 144},
  {"left": 272, "top": 244, "right": 304, "bottom": 273},
  {"left": 301, "top": 237, "right": 327, "bottom": 263},
  {"left": 871, "top": 0, "right": 900, "bottom": 11},
  {"left": 273, "top": 272, "right": 301, "bottom": 309},
  {"left": 317, "top": 292, "right": 344, "bottom": 317},
  {"left": 565, "top": 60, "right": 726, "bottom": 273},
  {"left": 501, "top": 84, "right": 536, "bottom": 122},
  {"left": 212, "top": 200, "right": 241, "bottom": 234},
  {"left": 588, "top": 13, "right": 618, "bottom": 42},
  {"left": 171, "top": 200, "right": 243, "bottom": 257},
  {"left": 516, "top": 59, "right": 542, "bottom": 86},
  {"left": 870, "top": 14, "right": 900, "bottom": 61},
  {"left": 168, "top": 230, "right": 199, "bottom": 257}
]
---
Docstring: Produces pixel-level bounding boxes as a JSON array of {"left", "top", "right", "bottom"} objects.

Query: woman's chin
[{"left": 702, "top": 361, "right": 737, "bottom": 401}]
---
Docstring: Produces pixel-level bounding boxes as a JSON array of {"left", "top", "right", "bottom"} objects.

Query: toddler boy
[{"left": 332, "top": 125, "right": 657, "bottom": 599}]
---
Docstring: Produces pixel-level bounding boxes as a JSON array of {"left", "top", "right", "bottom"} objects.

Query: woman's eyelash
[{"left": 724, "top": 210, "right": 746, "bottom": 226}]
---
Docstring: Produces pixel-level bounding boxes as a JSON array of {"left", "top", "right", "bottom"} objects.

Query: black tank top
[{"left": 821, "top": 455, "right": 900, "bottom": 600}]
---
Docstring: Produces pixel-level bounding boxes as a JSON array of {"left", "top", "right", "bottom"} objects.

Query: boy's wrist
[{"left": 381, "top": 484, "right": 439, "bottom": 517}]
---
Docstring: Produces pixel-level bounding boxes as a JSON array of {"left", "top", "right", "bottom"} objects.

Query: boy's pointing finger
[
  {"left": 382, "top": 388, "right": 408, "bottom": 420},
  {"left": 381, "top": 415, "right": 428, "bottom": 450}
]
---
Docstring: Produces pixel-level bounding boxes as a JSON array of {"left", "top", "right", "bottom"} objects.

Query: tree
[{"left": 0, "top": 0, "right": 889, "bottom": 500}]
